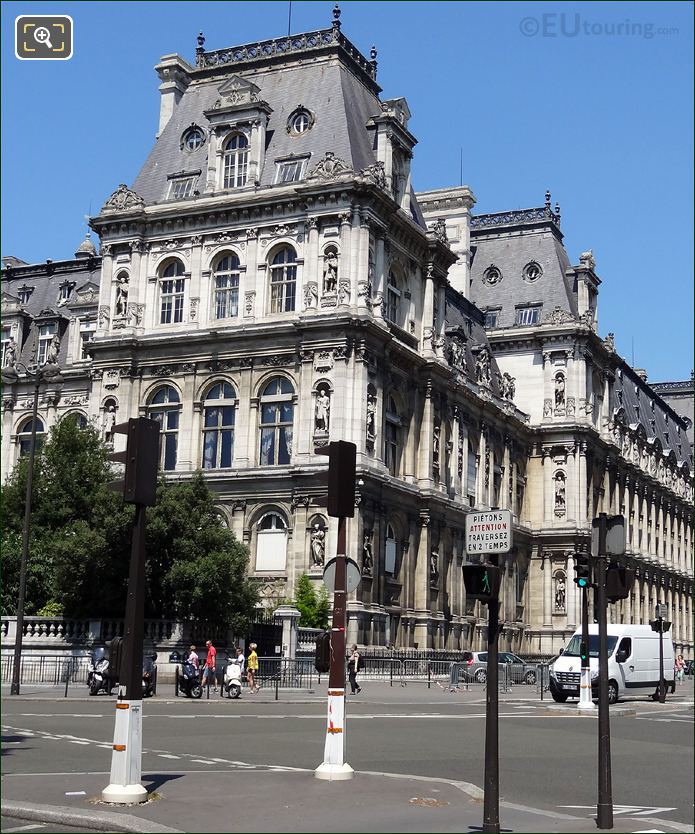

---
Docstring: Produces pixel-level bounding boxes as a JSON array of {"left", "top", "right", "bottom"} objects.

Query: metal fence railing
[{"left": 0, "top": 654, "right": 91, "bottom": 687}]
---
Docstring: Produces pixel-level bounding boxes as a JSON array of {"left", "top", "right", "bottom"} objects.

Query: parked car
[{"left": 468, "top": 651, "right": 538, "bottom": 685}]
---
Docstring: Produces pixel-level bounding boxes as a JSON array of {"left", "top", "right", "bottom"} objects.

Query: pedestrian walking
[
  {"left": 235, "top": 646, "right": 246, "bottom": 678},
  {"left": 675, "top": 654, "right": 685, "bottom": 685},
  {"left": 202, "top": 640, "right": 218, "bottom": 691},
  {"left": 247, "top": 643, "right": 259, "bottom": 693},
  {"left": 348, "top": 644, "right": 361, "bottom": 694},
  {"left": 187, "top": 645, "right": 199, "bottom": 672}
]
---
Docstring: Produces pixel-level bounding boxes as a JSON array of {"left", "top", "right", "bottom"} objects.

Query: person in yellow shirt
[{"left": 247, "top": 643, "right": 259, "bottom": 693}]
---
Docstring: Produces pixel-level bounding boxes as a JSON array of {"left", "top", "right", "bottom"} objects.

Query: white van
[{"left": 549, "top": 624, "right": 675, "bottom": 705}]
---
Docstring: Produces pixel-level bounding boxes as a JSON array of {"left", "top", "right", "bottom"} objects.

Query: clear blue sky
[{"left": 2, "top": 1, "right": 692, "bottom": 381}]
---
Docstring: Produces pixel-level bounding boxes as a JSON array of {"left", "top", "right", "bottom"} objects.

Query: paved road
[{"left": 2, "top": 681, "right": 693, "bottom": 832}]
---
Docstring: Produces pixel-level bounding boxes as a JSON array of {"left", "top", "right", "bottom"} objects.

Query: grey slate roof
[
  {"left": 469, "top": 209, "right": 577, "bottom": 326},
  {"left": 132, "top": 60, "right": 383, "bottom": 205}
]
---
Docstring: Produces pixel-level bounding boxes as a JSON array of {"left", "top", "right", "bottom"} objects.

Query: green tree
[
  {"left": 293, "top": 573, "right": 330, "bottom": 628},
  {"left": 1, "top": 418, "right": 257, "bottom": 629}
]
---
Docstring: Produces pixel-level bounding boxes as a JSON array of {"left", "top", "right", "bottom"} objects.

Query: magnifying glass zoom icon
[{"left": 34, "top": 26, "right": 53, "bottom": 49}]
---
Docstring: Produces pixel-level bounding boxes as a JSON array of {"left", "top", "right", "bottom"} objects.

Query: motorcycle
[
  {"left": 177, "top": 657, "right": 203, "bottom": 699},
  {"left": 87, "top": 647, "right": 113, "bottom": 696},
  {"left": 142, "top": 653, "right": 157, "bottom": 698},
  {"left": 223, "top": 657, "right": 243, "bottom": 699}
]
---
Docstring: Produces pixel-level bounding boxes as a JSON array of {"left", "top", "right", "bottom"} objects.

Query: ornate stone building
[{"left": 2, "top": 10, "right": 692, "bottom": 656}]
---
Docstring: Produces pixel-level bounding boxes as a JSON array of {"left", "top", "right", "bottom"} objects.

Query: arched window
[
  {"left": 386, "top": 271, "right": 401, "bottom": 325},
  {"left": 260, "top": 377, "right": 294, "bottom": 465},
  {"left": 64, "top": 412, "right": 88, "bottom": 430},
  {"left": 202, "top": 382, "right": 236, "bottom": 469},
  {"left": 213, "top": 253, "right": 240, "bottom": 319},
  {"left": 223, "top": 133, "right": 249, "bottom": 189},
  {"left": 384, "top": 394, "right": 401, "bottom": 475},
  {"left": 17, "top": 417, "right": 45, "bottom": 457},
  {"left": 148, "top": 386, "right": 180, "bottom": 471},
  {"left": 159, "top": 260, "right": 186, "bottom": 325},
  {"left": 269, "top": 246, "right": 297, "bottom": 313},
  {"left": 256, "top": 511, "right": 289, "bottom": 572}
]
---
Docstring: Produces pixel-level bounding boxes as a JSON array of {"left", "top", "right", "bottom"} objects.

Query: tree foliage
[
  {"left": 1, "top": 418, "right": 257, "bottom": 629},
  {"left": 294, "top": 573, "right": 330, "bottom": 629}
]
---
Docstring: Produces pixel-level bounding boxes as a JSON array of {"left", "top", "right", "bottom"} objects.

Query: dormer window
[
  {"left": 37, "top": 322, "right": 58, "bottom": 364},
  {"left": 182, "top": 126, "right": 205, "bottom": 152},
  {"left": 168, "top": 176, "right": 196, "bottom": 200},
  {"left": 17, "top": 285, "right": 34, "bottom": 304},
  {"left": 222, "top": 133, "right": 249, "bottom": 189},
  {"left": 287, "top": 107, "right": 314, "bottom": 136},
  {"left": 57, "top": 281, "right": 75, "bottom": 304},
  {"left": 275, "top": 157, "right": 308, "bottom": 184}
]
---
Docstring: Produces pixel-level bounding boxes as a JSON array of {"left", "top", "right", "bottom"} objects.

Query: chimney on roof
[{"left": 635, "top": 368, "right": 648, "bottom": 382}]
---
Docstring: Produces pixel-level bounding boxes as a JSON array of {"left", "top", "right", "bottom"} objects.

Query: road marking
[
  {"left": 157, "top": 753, "right": 180, "bottom": 759},
  {"left": 190, "top": 759, "right": 217, "bottom": 764},
  {"left": 559, "top": 805, "right": 677, "bottom": 816},
  {"left": 1, "top": 824, "right": 46, "bottom": 832},
  {"left": 67, "top": 740, "right": 89, "bottom": 745}
]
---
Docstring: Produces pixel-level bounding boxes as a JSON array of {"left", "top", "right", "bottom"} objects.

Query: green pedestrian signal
[
  {"left": 462, "top": 564, "right": 501, "bottom": 604},
  {"left": 574, "top": 554, "right": 591, "bottom": 588}
]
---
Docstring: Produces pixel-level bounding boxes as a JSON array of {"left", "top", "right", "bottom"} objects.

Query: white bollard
[
  {"left": 577, "top": 668, "right": 596, "bottom": 711},
  {"left": 314, "top": 688, "right": 353, "bottom": 780},
  {"left": 102, "top": 697, "right": 148, "bottom": 803}
]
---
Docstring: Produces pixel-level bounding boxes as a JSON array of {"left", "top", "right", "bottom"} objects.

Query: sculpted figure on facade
[
  {"left": 554, "top": 373, "right": 565, "bottom": 408},
  {"left": 366, "top": 388, "right": 377, "bottom": 447},
  {"left": 554, "top": 574, "right": 566, "bottom": 611},
  {"left": 432, "top": 421, "right": 441, "bottom": 469},
  {"left": 304, "top": 282, "right": 319, "bottom": 309},
  {"left": 475, "top": 348, "right": 491, "bottom": 385},
  {"left": 310, "top": 523, "right": 326, "bottom": 567},
  {"left": 362, "top": 531, "right": 374, "bottom": 577},
  {"left": 448, "top": 337, "right": 465, "bottom": 371},
  {"left": 45, "top": 333, "right": 60, "bottom": 365},
  {"left": 3, "top": 336, "right": 17, "bottom": 368},
  {"left": 315, "top": 386, "right": 330, "bottom": 433},
  {"left": 323, "top": 248, "right": 338, "bottom": 293},
  {"left": 543, "top": 399, "right": 553, "bottom": 417},
  {"left": 102, "top": 403, "right": 117, "bottom": 442},
  {"left": 554, "top": 471, "right": 566, "bottom": 512},
  {"left": 115, "top": 274, "right": 129, "bottom": 317},
  {"left": 430, "top": 548, "right": 439, "bottom": 581},
  {"left": 501, "top": 372, "right": 516, "bottom": 401}
]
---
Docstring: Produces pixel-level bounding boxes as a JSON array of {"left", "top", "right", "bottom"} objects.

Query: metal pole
[
  {"left": 578, "top": 582, "right": 595, "bottom": 710},
  {"left": 596, "top": 514, "right": 613, "bottom": 829},
  {"left": 482, "top": 597, "right": 500, "bottom": 833},
  {"left": 120, "top": 504, "right": 146, "bottom": 701},
  {"left": 10, "top": 378, "right": 40, "bottom": 696},
  {"left": 658, "top": 616, "right": 665, "bottom": 703}
]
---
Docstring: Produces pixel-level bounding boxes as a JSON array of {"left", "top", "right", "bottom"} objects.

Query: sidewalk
[{"left": 3, "top": 767, "right": 692, "bottom": 833}]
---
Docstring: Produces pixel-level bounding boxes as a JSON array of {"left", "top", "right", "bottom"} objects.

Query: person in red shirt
[{"left": 202, "top": 640, "right": 217, "bottom": 691}]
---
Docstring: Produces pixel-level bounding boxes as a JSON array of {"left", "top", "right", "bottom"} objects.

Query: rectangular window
[
  {"left": 160, "top": 278, "right": 186, "bottom": 324},
  {"left": 484, "top": 309, "right": 499, "bottom": 328},
  {"left": 1, "top": 327, "right": 11, "bottom": 366},
  {"left": 467, "top": 442, "right": 478, "bottom": 497},
  {"left": 274, "top": 159, "right": 307, "bottom": 184},
  {"left": 385, "top": 538, "right": 397, "bottom": 574},
  {"left": 79, "top": 320, "right": 96, "bottom": 360},
  {"left": 168, "top": 177, "right": 195, "bottom": 200},
  {"left": 515, "top": 306, "right": 542, "bottom": 326},
  {"left": 37, "top": 322, "right": 57, "bottom": 364},
  {"left": 215, "top": 274, "right": 239, "bottom": 319},
  {"left": 384, "top": 421, "right": 398, "bottom": 475}
]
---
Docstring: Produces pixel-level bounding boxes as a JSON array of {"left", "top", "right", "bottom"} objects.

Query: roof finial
[
  {"left": 369, "top": 45, "right": 378, "bottom": 79},
  {"left": 545, "top": 189, "right": 551, "bottom": 209},
  {"left": 196, "top": 31, "right": 205, "bottom": 53},
  {"left": 554, "top": 201, "right": 561, "bottom": 225},
  {"left": 332, "top": 4, "right": 342, "bottom": 31}
]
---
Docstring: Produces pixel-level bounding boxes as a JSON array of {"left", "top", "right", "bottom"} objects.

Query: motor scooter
[
  {"left": 177, "top": 657, "right": 203, "bottom": 698},
  {"left": 223, "top": 657, "right": 243, "bottom": 699},
  {"left": 87, "top": 647, "right": 114, "bottom": 696},
  {"left": 142, "top": 653, "right": 157, "bottom": 698}
]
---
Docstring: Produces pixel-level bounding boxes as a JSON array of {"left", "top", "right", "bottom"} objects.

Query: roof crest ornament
[
  {"left": 101, "top": 184, "right": 145, "bottom": 213},
  {"left": 307, "top": 151, "right": 353, "bottom": 180}
]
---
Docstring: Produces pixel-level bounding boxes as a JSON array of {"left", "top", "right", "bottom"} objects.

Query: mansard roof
[
  {"left": 468, "top": 195, "right": 578, "bottom": 326},
  {"left": 132, "top": 23, "right": 384, "bottom": 206}
]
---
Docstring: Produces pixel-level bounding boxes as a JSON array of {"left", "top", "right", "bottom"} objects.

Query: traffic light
[
  {"left": 605, "top": 563, "right": 635, "bottom": 603},
  {"left": 108, "top": 636, "right": 123, "bottom": 683},
  {"left": 462, "top": 564, "right": 501, "bottom": 604},
  {"left": 316, "top": 441, "right": 356, "bottom": 518},
  {"left": 314, "top": 631, "right": 331, "bottom": 673},
  {"left": 108, "top": 417, "right": 160, "bottom": 506},
  {"left": 580, "top": 640, "right": 589, "bottom": 664},
  {"left": 650, "top": 619, "right": 672, "bottom": 633},
  {"left": 574, "top": 554, "right": 591, "bottom": 588}
]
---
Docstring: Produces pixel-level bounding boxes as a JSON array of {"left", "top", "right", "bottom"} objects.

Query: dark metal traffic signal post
[
  {"left": 315, "top": 441, "right": 356, "bottom": 781},
  {"left": 650, "top": 605, "right": 670, "bottom": 703},
  {"left": 102, "top": 417, "right": 159, "bottom": 804},
  {"left": 574, "top": 552, "right": 594, "bottom": 711}
]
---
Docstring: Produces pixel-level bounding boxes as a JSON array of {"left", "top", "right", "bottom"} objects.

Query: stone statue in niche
[
  {"left": 3, "top": 336, "right": 17, "bottom": 368},
  {"left": 366, "top": 390, "right": 377, "bottom": 443},
  {"left": 432, "top": 422, "right": 441, "bottom": 468},
  {"left": 555, "top": 575, "right": 566, "bottom": 611},
  {"left": 115, "top": 274, "right": 129, "bottom": 317},
  {"left": 554, "top": 472, "right": 566, "bottom": 508},
  {"left": 304, "top": 282, "right": 318, "bottom": 309},
  {"left": 45, "top": 333, "right": 60, "bottom": 365},
  {"left": 310, "top": 523, "right": 326, "bottom": 567},
  {"left": 362, "top": 532, "right": 374, "bottom": 576},
  {"left": 430, "top": 548, "right": 439, "bottom": 581},
  {"left": 314, "top": 386, "right": 330, "bottom": 433},
  {"left": 323, "top": 249, "right": 338, "bottom": 293},
  {"left": 501, "top": 372, "right": 516, "bottom": 401},
  {"left": 554, "top": 374, "right": 566, "bottom": 408},
  {"left": 102, "top": 403, "right": 117, "bottom": 441},
  {"left": 448, "top": 337, "right": 465, "bottom": 371},
  {"left": 475, "top": 348, "right": 491, "bottom": 385}
]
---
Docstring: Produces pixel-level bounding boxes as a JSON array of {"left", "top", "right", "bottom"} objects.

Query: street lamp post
[{"left": 1, "top": 360, "right": 63, "bottom": 696}]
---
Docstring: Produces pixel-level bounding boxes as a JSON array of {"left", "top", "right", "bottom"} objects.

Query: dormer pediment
[
  {"left": 68, "top": 281, "right": 100, "bottom": 309},
  {"left": 1, "top": 291, "right": 22, "bottom": 315},
  {"left": 217, "top": 75, "right": 261, "bottom": 104}
]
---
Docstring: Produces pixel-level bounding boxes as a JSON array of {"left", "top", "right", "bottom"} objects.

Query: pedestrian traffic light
[
  {"left": 574, "top": 554, "right": 591, "bottom": 588},
  {"left": 462, "top": 564, "right": 501, "bottom": 603},
  {"left": 108, "top": 417, "right": 160, "bottom": 506},
  {"left": 315, "top": 440, "right": 356, "bottom": 518},
  {"left": 605, "top": 563, "right": 635, "bottom": 603},
  {"left": 580, "top": 640, "right": 589, "bottom": 664},
  {"left": 650, "top": 619, "right": 672, "bottom": 633},
  {"left": 314, "top": 631, "right": 331, "bottom": 673}
]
